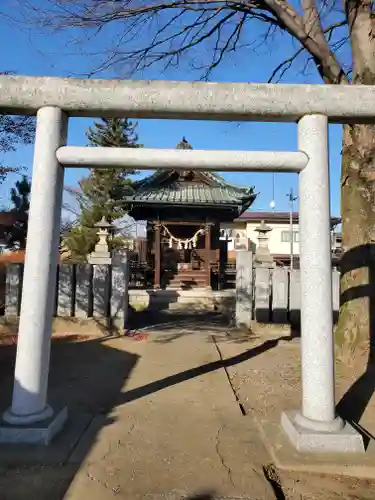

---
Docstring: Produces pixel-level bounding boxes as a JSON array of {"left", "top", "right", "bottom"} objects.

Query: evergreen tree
[
  {"left": 86, "top": 118, "right": 141, "bottom": 151},
  {"left": 64, "top": 118, "right": 142, "bottom": 261},
  {"left": 7, "top": 175, "right": 31, "bottom": 249}
]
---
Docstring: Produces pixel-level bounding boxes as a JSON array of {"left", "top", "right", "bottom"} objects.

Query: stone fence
[
  {"left": 251, "top": 266, "right": 340, "bottom": 324},
  {"left": 235, "top": 250, "right": 340, "bottom": 327},
  {"left": 3, "top": 263, "right": 128, "bottom": 320},
  {"left": 2, "top": 262, "right": 340, "bottom": 325}
]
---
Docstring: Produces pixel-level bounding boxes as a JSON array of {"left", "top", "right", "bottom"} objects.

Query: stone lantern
[
  {"left": 88, "top": 216, "right": 113, "bottom": 264},
  {"left": 254, "top": 220, "right": 275, "bottom": 268}
]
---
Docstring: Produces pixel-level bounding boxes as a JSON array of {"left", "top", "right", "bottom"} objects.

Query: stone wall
[
  {"left": 251, "top": 266, "right": 340, "bottom": 325},
  {"left": 1, "top": 262, "right": 340, "bottom": 324},
  {"left": 3, "top": 263, "right": 127, "bottom": 320}
]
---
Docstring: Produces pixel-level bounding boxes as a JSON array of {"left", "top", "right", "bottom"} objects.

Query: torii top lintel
[{"left": 0, "top": 75, "right": 374, "bottom": 124}]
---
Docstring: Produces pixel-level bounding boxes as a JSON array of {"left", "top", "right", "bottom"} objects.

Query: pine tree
[
  {"left": 7, "top": 175, "right": 31, "bottom": 249},
  {"left": 64, "top": 118, "right": 142, "bottom": 261},
  {"left": 86, "top": 118, "right": 141, "bottom": 151}
]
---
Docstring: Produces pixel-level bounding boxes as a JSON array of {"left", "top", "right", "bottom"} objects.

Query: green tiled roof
[
  {"left": 126, "top": 138, "right": 256, "bottom": 209},
  {"left": 128, "top": 181, "right": 255, "bottom": 205},
  {"left": 127, "top": 169, "right": 256, "bottom": 207}
]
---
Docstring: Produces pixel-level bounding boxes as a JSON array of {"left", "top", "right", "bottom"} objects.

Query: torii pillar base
[{"left": 0, "top": 406, "right": 67, "bottom": 446}]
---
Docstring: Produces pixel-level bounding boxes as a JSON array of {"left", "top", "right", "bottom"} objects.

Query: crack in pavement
[
  {"left": 98, "top": 422, "right": 136, "bottom": 462},
  {"left": 87, "top": 470, "right": 121, "bottom": 495},
  {"left": 86, "top": 423, "right": 136, "bottom": 495},
  {"left": 215, "top": 425, "right": 235, "bottom": 488}
]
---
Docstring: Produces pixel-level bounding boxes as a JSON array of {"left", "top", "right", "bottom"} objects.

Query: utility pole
[
  {"left": 270, "top": 173, "right": 276, "bottom": 211},
  {"left": 286, "top": 188, "right": 298, "bottom": 270}
]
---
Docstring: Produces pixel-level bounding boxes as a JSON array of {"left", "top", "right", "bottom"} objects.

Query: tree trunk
[
  {"left": 334, "top": 1, "right": 375, "bottom": 362},
  {"left": 335, "top": 123, "right": 375, "bottom": 363}
]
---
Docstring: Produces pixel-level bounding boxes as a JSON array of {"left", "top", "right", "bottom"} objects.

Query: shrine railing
[
  {"left": 129, "top": 261, "right": 154, "bottom": 289},
  {"left": 129, "top": 260, "right": 237, "bottom": 290},
  {"left": 210, "top": 262, "right": 236, "bottom": 290}
]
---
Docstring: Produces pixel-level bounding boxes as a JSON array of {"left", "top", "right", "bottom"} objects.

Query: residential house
[{"left": 221, "top": 211, "right": 341, "bottom": 267}]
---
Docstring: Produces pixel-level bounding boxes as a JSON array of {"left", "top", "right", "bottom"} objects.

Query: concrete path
[{"left": 65, "top": 331, "right": 276, "bottom": 500}]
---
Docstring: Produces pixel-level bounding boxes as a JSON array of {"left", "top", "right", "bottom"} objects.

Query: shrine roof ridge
[
  {"left": 125, "top": 182, "right": 256, "bottom": 207},
  {"left": 133, "top": 168, "right": 254, "bottom": 194}
]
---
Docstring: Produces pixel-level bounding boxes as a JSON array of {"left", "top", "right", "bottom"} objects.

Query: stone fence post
[{"left": 235, "top": 250, "right": 253, "bottom": 328}]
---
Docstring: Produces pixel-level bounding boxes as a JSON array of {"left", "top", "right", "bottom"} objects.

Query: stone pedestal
[
  {"left": 0, "top": 407, "right": 67, "bottom": 446},
  {"left": 282, "top": 411, "right": 364, "bottom": 453}
]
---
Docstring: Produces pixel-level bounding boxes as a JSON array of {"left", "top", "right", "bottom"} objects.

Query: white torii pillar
[
  {"left": 2, "top": 107, "right": 68, "bottom": 443},
  {"left": 281, "top": 114, "right": 364, "bottom": 452}
]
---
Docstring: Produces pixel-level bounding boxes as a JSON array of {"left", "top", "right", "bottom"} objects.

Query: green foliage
[
  {"left": 79, "top": 170, "right": 134, "bottom": 224},
  {"left": 6, "top": 175, "right": 31, "bottom": 249},
  {"left": 86, "top": 118, "right": 142, "bottom": 150},
  {"left": 62, "top": 224, "right": 94, "bottom": 262},
  {"left": 64, "top": 118, "right": 141, "bottom": 262}
]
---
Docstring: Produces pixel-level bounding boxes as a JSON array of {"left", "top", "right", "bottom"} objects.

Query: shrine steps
[
  {"left": 166, "top": 269, "right": 207, "bottom": 289},
  {"left": 129, "top": 289, "right": 235, "bottom": 314}
]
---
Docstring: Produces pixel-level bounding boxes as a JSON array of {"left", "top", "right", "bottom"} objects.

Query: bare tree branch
[
  {"left": 269, "top": 18, "right": 348, "bottom": 82},
  {"left": 268, "top": 46, "right": 305, "bottom": 83},
  {"left": 6, "top": 0, "right": 350, "bottom": 83}
]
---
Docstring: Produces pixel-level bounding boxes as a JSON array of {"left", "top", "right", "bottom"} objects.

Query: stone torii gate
[{"left": 0, "top": 75, "right": 371, "bottom": 452}]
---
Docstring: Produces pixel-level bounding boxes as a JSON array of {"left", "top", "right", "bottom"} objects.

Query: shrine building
[{"left": 125, "top": 138, "right": 256, "bottom": 289}]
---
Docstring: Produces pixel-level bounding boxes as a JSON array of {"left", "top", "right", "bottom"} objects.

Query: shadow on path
[
  {"left": 0, "top": 331, "right": 289, "bottom": 500},
  {"left": 129, "top": 309, "right": 231, "bottom": 333},
  {"left": 0, "top": 334, "right": 139, "bottom": 500},
  {"left": 119, "top": 336, "right": 291, "bottom": 406}
]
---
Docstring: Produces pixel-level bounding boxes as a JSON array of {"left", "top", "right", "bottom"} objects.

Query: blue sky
[{"left": 0, "top": 6, "right": 343, "bottom": 216}]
